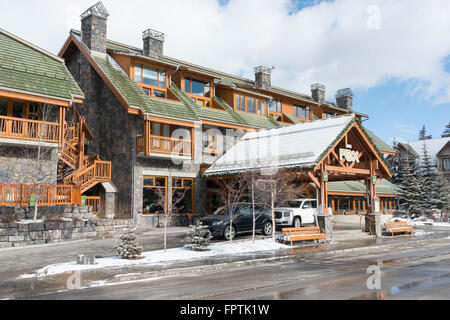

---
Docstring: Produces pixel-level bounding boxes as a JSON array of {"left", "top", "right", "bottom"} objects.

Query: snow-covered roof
[
  {"left": 406, "top": 137, "right": 449, "bottom": 165},
  {"left": 204, "top": 114, "right": 357, "bottom": 177}
]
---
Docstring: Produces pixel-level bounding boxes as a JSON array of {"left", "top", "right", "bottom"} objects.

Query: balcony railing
[
  {"left": 0, "top": 116, "right": 59, "bottom": 143},
  {"left": 137, "top": 135, "right": 192, "bottom": 157},
  {"left": 0, "top": 184, "right": 81, "bottom": 206}
]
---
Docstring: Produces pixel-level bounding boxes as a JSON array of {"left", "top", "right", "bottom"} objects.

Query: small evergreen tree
[
  {"left": 435, "top": 175, "right": 450, "bottom": 214},
  {"left": 442, "top": 122, "right": 450, "bottom": 138},
  {"left": 418, "top": 125, "right": 432, "bottom": 140},
  {"left": 389, "top": 141, "right": 403, "bottom": 185},
  {"left": 114, "top": 228, "right": 143, "bottom": 259},
  {"left": 184, "top": 220, "right": 213, "bottom": 251}
]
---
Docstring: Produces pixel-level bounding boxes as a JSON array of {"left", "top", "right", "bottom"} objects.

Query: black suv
[{"left": 200, "top": 204, "right": 273, "bottom": 240}]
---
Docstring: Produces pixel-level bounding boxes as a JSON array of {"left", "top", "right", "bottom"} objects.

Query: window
[
  {"left": 0, "top": 100, "right": 7, "bottom": 116},
  {"left": 323, "top": 112, "right": 335, "bottom": 119},
  {"left": 27, "top": 103, "right": 41, "bottom": 120},
  {"left": 173, "top": 177, "right": 194, "bottom": 215},
  {"left": 184, "top": 76, "right": 212, "bottom": 107},
  {"left": 294, "top": 104, "right": 311, "bottom": 120},
  {"left": 143, "top": 176, "right": 167, "bottom": 214},
  {"left": 235, "top": 94, "right": 265, "bottom": 115},
  {"left": 269, "top": 99, "right": 282, "bottom": 114},
  {"left": 443, "top": 158, "right": 450, "bottom": 171},
  {"left": 133, "top": 63, "right": 167, "bottom": 98}
]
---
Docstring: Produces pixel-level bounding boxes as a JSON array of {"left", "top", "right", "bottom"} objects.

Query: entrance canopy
[
  {"left": 204, "top": 114, "right": 392, "bottom": 214},
  {"left": 204, "top": 114, "right": 391, "bottom": 179}
]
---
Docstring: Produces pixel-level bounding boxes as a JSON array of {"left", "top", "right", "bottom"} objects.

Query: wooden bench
[
  {"left": 282, "top": 227, "right": 327, "bottom": 246},
  {"left": 384, "top": 221, "right": 414, "bottom": 237}
]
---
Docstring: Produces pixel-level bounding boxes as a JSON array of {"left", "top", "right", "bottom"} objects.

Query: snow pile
[
  {"left": 35, "top": 239, "right": 288, "bottom": 277},
  {"left": 388, "top": 216, "right": 450, "bottom": 227}
]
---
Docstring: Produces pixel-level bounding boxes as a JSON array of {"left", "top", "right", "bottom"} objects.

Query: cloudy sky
[{"left": 1, "top": 0, "right": 449, "bottom": 144}]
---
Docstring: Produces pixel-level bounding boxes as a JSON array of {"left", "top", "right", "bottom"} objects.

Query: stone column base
[
  {"left": 317, "top": 214, "right": 333, "bottom": 240},
  {"left": 366, "top": 214, "right": 382, "bottom": 238}
]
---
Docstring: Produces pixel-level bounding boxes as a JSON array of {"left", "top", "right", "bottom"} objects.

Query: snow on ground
[
  {"left": 34, "top": 239, "right": 289, "bottom": 277},
  {"left": 387, "top": 216, "right": 450, "bottom": 227}
]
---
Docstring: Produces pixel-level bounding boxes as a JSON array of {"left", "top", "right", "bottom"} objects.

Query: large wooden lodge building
[{"left": 0, "top": 2, "right": 398, "bottom": 224}]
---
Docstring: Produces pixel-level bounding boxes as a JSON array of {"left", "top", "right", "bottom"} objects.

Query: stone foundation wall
[
  {"left": 0, "top": 205, "right": 94, "bottom": 220},
  {"left": 0, "top": 219, "right": 133, "bottom": 248}
]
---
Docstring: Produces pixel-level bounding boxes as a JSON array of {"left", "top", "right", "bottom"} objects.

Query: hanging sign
[
  {"left": 29, "top": 194, "right": 37, "bottom": 206},
  {"left": 339, "top": 145, "right": 360, "bottom": 164},
  {"left": 372, "top": 176, "right": 377, "bottom": 185},
  {"left": 323, "top": 171, "right": 329, "bottom": 182},
  {"left": 81, "top": 196, "right": 87, "bottom": 206}
]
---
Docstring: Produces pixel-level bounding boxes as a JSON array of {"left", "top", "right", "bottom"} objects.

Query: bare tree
[
  {"left": 255, "top": 168, "right": 305, "bottom": 241},
  {"left": 217, "top": 174, "right": 250, "bottom": 242},
  {"left": 153, "top": 172, "right": 187, "bottom": 252}
]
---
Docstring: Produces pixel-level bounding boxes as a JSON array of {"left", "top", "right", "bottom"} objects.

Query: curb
[{"left": 97, "top": 236, "right": 449, "bottom": 287}]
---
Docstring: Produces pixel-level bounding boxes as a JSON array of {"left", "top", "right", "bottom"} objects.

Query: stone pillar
[
  {"left": 80, "top": 2, "right": 109, "bottom": 53},
  {"left": 366, "top": 214, "right": 382, "bottom": 237},
  {"left": 102, "top": 182, "right": 117, "bottom": 219},
  {"left": 254, "top": 66, "right": 272, "bottom": 90},
  {"left": 143, "top": 29, "right": 165, "bottom": 59},
  {"left": 311, "top": 84, "right": 326, "bottom": 104},
  {"left": 317, "top": 210, "right": 333, "bottom": 240}
]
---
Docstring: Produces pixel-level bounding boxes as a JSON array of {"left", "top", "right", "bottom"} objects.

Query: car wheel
[
  {"left": 293, "top": 217, "right": 302, "bottom": 228},
  {"left": 263, "top": 221, "right": 273, "bottom": 236},
  {"left": 223, "top": 225, "right": 236, "bottom": 241}
]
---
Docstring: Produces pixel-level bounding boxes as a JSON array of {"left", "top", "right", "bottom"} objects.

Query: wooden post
[{"left": 144, "top": 119, "right": 150, "bottom": 155}]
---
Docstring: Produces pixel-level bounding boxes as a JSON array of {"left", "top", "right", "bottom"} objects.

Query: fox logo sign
[{"left": 339, "top": 147, "right": 360, "bottom": 164}]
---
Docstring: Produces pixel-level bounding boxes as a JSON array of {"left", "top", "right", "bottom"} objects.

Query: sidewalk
[{"left": 1, "top": 228, "right": 449, "bottom": 300}]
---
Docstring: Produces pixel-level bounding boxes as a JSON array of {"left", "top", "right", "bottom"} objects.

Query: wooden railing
[
  {"left": 64, "top": 160, "right": 111, "bottom": 193},
  {"left": 0, "top": 116, "right": 59, "bottom": 143},
  {"left": 137, "top": 135, "right": 192, "bottom": 156},
  {"left": 85, "top": 196, "right": 101, "bottom": 215},
  {"left": 0, "top": 184, "right": 81, "bottom": 206}
]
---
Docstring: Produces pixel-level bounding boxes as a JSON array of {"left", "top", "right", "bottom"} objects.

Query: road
[{"left": 25, "top": 237, "right": 450, "bottom": 300}]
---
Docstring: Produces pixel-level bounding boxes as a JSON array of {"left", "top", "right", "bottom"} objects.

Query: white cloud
[{"left": 1, "top": 0, "right": 449, "bottom": 104}]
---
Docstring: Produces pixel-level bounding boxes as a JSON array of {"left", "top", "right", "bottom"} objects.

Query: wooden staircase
[{"left": 58, "top": 106, "right": 111, "bottom": 194}]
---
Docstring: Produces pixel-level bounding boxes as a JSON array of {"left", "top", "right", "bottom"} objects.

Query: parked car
[
  {"left": 274, "top": 199, "right": 318, "bottom": 228},
  {"left": 200, "top": 204, "right": 273, "bottom": 240}
]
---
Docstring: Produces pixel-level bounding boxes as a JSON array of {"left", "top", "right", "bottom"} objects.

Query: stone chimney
[
  {"left": 80, "top": 2, "right": 109, "bottom": 54},
  {"left": 143, "top": 29, "right": 165, "bottom": 59},
  {"left": 335, "top": 88, "right": 353, "bottom": 111},
  {"left": 311, "top": 83, "right": 326, "bottom": 104},
  {"left": 254, "top": 66, "right": 272, "bottom": 90}
]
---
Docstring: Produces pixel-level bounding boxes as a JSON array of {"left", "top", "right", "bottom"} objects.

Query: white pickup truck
[{"left": 274, "top": 199, "right": 318, "bottom": 228}]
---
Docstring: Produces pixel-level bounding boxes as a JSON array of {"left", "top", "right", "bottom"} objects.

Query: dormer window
[
  {"left": 235, "top": 93, "right": 267, "bottom": 116},
  {"left": 133, "top": 63, "right": 167, "bottom": 99},
  {"left": 294, "top": 104, "right": 311, "bottom": 120},
  {"left": 184, "top": 76, "right": 212, "bottom": 108}
]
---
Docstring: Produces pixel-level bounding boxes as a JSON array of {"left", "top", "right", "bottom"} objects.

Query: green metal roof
[
  {"left": 327, "top": 179, "right": 398, "bottom": 195},
  {"left": 365, "top": 128, "right": 395, "bottom": 153},
  {"left": 0, "top": 29, "right": 84, "bottom": 101},
  {"left": 91, "top": 53, "right": 198, "bottom": 122}
]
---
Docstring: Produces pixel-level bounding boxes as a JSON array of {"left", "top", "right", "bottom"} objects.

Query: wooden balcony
[
  {"left": 0, "top": 116, "right": 59, "bottom": 143},
  {"left": 137, "top": 135, "right": 192, "bottom": 157},
  {"left": 0, "top": 184, "right": 81, "bottom": 206}
]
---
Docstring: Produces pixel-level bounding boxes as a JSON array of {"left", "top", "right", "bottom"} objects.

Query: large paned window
[
  {"left": 184, "top": 76, "right": 212, "bottom": 108},
  {"left": 443, "top": 158, "right": 450, "bottom": 171},
  {"left": 0, "top": 99, "right": 43, "bottom": 120},
  {"left": 269, "top": 98, "right": 282, "bottom": 114},
  {"left": 294, "top": 104, "right": 311, "bottom": 120},
  {"left": 134, "top": 63, "right": 167, "bottom": 98},
  {"left": 142, "top": 176, "right": 194, "bottom": 215},
  {"left": 235, "top": 94, "right": 266, "bottom": 115},
  {"left": 142, "top": 176, "right": 167, "bottom": 214}
]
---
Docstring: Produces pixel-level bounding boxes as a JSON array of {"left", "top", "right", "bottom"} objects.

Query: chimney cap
[
  {"left": 336, "top": 88, "right": 353, "bottom": 98},
  {"left": 142, "top": 28, "right": 165, "bottom": 42},
  {"left": 80, "top": 1, "right": 109, "bottom": 19},
  {"left": 254, "top": 66, "right": 273, "bottom": 75},
  {"left": 311, "top": 83, "right": 325, "bottom": 91}
]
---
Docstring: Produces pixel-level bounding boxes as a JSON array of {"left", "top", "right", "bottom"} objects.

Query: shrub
[
  {"left": 114, "top": 228, "right": 143, "bottom": 259},
  {"left": 184, "top": 220, "right": 213, "bottom": 251}
]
